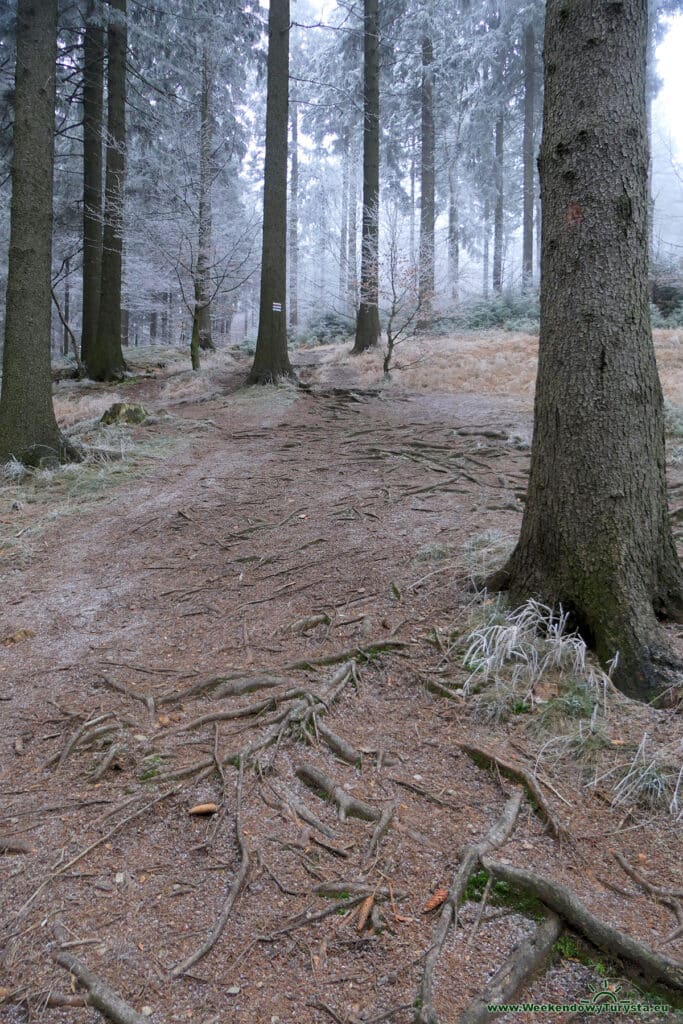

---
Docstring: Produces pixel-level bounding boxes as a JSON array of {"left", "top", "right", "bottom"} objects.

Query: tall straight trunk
[
  {"left": 288, "top": 101, "right": 299, "bottom": 328},
  {"left": 489, "top": 0, "right": 683, "bottom": 701},
  {"left": 122, "top": 307, "right": 129, "bottom": 346},
  {"left": 352, "top": 0, "right": 381, "bottom": 354},
  {"left": 248, "top": 0, "right": 293, "bottom": 383},
  {"left": 89, "top": 0, "right": 127, "bottom": 381},
  {"left": 0, "top": 0, "right": 67, "bottom": 464},
  {"left": 150, "top": 309, "right": 157, "bottom": 342},
  {"left": 409, "top": 136, "right": 416, "bottom": 267},
  {"left": 448, "top": 161, "right": 459, "bottom": 303},
  {"left": 482, "top": 197, "right": 490, "bottom": 299},
  {"left": 81, "top": 0, "right": 104, "bottom": 366},
  {"left": 62, "top": 257, "right": 71, "bottom": 356},
  {"left": 339, "top": 129, "right": 349, "bottom": 308},
  {"left": 492, "top": 111, "right": 504, "bottom": 294},
  {"left": 347, "top": 130, "right": 359, "bottom": 311},
  {"left": 418, "top": 35, "right": 435, "bottom": 317},
  {"left": 522, "top": 22, "right": 536, "bottom": 290},
  {"left": 197, "top": 46, "right": 214, "bottom": 351}
]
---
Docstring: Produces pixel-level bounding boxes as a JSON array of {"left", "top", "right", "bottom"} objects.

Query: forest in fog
[
  {"left": 0, "top": 0, "right": 680, "bottom": 362},
  {"left": 0, "top": 2, "right": 682, "bottom": 1023}
]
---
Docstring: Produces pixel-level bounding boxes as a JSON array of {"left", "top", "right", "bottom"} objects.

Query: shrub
[{"left": 295, "top": 311, "right": 355, "bottom": 346}]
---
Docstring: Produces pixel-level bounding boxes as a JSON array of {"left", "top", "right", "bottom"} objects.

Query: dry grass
[{"left": 315, "top": 327, "right": 683, "bottom": 407}]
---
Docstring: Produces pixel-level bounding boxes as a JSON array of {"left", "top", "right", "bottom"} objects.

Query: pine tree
[
  {"left": 248, "top": 0, "right": 294, "bottom": 383},
  {"left": 0, "top": 0, "right": 72, "bottom": 465},
  {"left": 488, "top": 0, "right": 683, "bottom": 701}
]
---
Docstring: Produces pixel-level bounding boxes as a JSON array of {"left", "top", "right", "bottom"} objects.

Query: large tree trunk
[
  {"left": 81, "top": 0, "right": 104, "bottom": 366},
  {"left": 418, "top": 35, "right": 435, "bottom": 320},
  {"left": 489, "top": 0, "right": 683, "bottom": 702},
  {"left": 0, "top": 0, "right": 67, "bottom": 465},
  {"left": 89, "top": 0, "right": 127, "bottom": 381},
  {"left": 482, "top": 196, "right": 490, "bottom": 299},
  {"left": 448, "top": 153, "right": 459, "bottom": 304},
  {"left": 197, "top": 46, "right": 214, "bottom": 351},
  {"left": 338, "top": 129, "right": 349, "bottom": 309},
  {"left": 352, "top": 0, "right": 381, "bottom": 354},
  {"left": 248, "top": 0, "right": 293, "bottom": 383},
  {"left": 521, "top": 21, "right": 536, "bottom": 291},
  {"left": 347, "top": 130, "right": 359, "bottom": 312},
  {"left": 288, "top": 101, "right": 299, "bottom": 329},
  {"left": 63, "top": 257, "right": 71, "bottom": 357}
]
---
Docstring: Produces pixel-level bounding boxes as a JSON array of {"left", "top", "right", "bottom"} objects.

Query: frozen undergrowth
[{"left": 458, "top": 598, "right": 682, "bottom": 820}]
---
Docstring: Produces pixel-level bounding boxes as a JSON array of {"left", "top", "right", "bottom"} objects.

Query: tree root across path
[
  {"left": 456, "top": 909, "right": 562, "bottom": 1024},
  {"left": 481, "top": 859, "right": 683, "bottom": 993},
  {"left": 414, "top": 787, "right": 525, "bottom": 1024},
  {"left": 53, "top": 924, "right": 153, "bottom": 1024}
]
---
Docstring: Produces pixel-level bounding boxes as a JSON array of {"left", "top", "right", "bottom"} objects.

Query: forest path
[{"left": 0, "top": 349, "right": 681, "bottom": 1024}]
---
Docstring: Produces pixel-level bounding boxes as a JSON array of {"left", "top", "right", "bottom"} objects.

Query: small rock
[
  {"left": 100, "top": 402, "right": 149, "bottom": 426},
  {"left": 141, "top": 1008, "right": 153, "bottom": 1018},
  {"left": 115, "top": 872, "right": 125, "bottom": 885},
  {"left": 226, "top": 986, "right": 240, "bottom": 996}
]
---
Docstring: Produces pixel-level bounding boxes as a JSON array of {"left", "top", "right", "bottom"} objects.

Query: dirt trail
[{"left": 0, "top": 349, "right": 681, "bottom": 1024}]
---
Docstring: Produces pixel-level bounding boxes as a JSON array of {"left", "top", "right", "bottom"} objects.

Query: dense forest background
[{"left": 0, "top": 0, "right": 681, "bottom": 360}]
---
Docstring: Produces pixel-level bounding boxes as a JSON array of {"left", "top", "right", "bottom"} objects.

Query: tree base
[
  {"left": 246, "top": 367, "right": 297, "bottom": 386},
  {"left": 484, "top": 557, "right": 683, "bottom": 705},
  {"left": 0, "top": 435, "right": 83, "bottom": 468}
]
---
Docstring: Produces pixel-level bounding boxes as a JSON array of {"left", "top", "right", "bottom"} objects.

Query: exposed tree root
[
  {"left": 45, "top": 713, "right": 117, "bottom": 769},
  {"left": 52, "top": 924, "right": 151, "bottom": 1024},
  {"left": 459, "top": 743, "right": 567, "bottom": 841},
  {"left": 614, "top": 853, "right": 683, "bottom": 944},
  {"left": 414, "top": 788, "right": 524, "bottom": 1024},
  {"left": 481, "top": 858, "right": 683, "bottom": 991},
  {"left": 0, "top": 837, "right": 32, "bottom": 854},
  {"left": 171, "top": 761, "right": 250, "bottom": 977},
  {"left": 295, "top": 764, "right": 382, "bottom": 822},
  {"left": 284, "top": 640, "right": 408, "bottom": 671},
  {"left": 456, "top": 909, "right": 562, "bottom": 1024}
]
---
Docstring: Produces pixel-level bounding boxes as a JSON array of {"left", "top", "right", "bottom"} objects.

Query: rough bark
[
  {"left": 89, "top": 0, "right": 127, "bottom": 381},
  {"left": 418, "top": 35, "right": 435, "bottom": 321},
  {"left": 448, "top": 153, "right": 459, "bottom": 304},
  {"left": 62, "top": 257, "right": 71, "bottom": 357},
  {"left": 522, "top": 22, "right": 536, "bottom": 291},
  {"left": 352, "top": 0, "right": 381, "bottom": 354},
  {"left": 0, "top": 0, "right": 69, "bottom": 465},
  {"left": 197, "top": 46, "right": 214, "bottom": 351},
  {"left": 248, "top": 0, "right": 293, "bottom": 383},
  {"left": 339, "top": 129, "right": 349, "bottom": 309},
  {"left": 488, "top": 0, "right": 683, "bottom": 701},
  {"left": 81, "top": 0, "right": 103, "bottom": 366},
  {"left": 492, "top": 110, "right": 504, "bottom": 295},
  {"left": 347, "top": 130, "right": 359, "bottom": 312},
  {"left": 288, "top": 101, "right": 299, "bottom": 329}
]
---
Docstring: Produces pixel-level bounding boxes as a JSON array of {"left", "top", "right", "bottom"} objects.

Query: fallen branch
[
  {"left": 459, "top": 743, "right": 566, "bottom": 841},
  {"left": 457, "top": 909, "right": 562, "bottom": 1024},
  {"left": 415, "top": 787, "right": 524, "bottom": 1024},
  {"left": 482, "top": 859, "right": 683, "bottom": 991},
  {"left": 53, "top": 924, "right": 151, "bottom": 1024},
  {"left": 171, "top": 760, "right": 250, "bottom": 977}
]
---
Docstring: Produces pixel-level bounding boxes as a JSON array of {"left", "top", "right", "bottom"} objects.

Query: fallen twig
[{"left": 171, "top": 760, "right": 250, "bottom": 977}]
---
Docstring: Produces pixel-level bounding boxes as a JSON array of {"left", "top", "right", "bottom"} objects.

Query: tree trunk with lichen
[
  {"left": 89, "top": 0, "right": 127, "bottom": 381},
  {"left": 0, "top": 0, "right": 71, "bottom": 465},
  {"left": 488, "top": 0, "right": 683, "bottom": 702},
  {"left": 248, "top": 0, "right": 293, "bottom": 384},
  {"left": 352, "top": 0, "right": 381, "bottom": 354}
]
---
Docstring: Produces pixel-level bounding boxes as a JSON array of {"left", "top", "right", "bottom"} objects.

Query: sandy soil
[{"left": 0, "top": 331, "right": 681, "bottom": 1024}]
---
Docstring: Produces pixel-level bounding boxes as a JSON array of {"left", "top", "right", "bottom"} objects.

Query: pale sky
[{"left": 656, "top": 15, "right": 683, "bottom": 161}]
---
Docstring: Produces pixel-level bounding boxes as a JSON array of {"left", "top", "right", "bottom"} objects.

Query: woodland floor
[{"left": 1, "top": 329, "right": 683, "bottom": 1024}]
